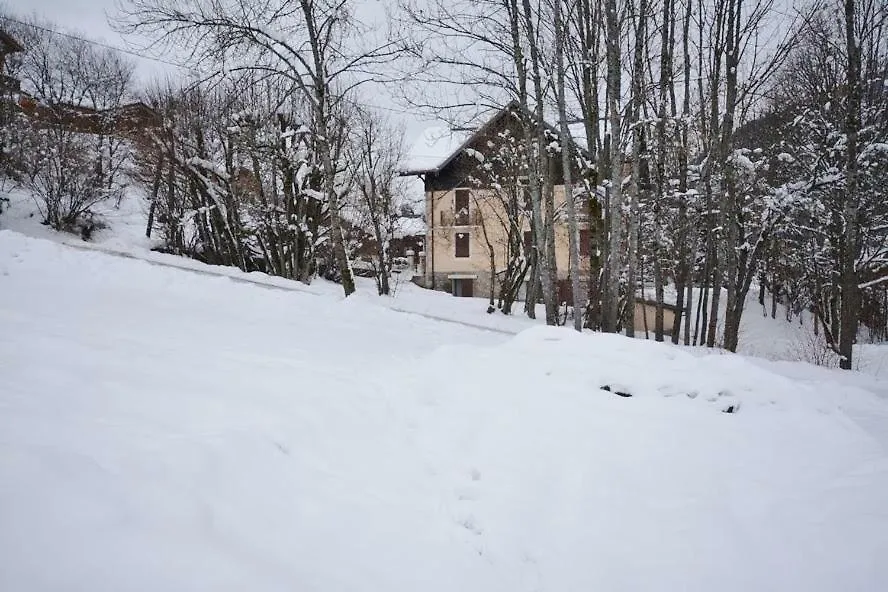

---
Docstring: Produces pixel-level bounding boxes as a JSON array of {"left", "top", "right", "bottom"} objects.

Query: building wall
[
  {"left": 425, "top": 185, "right": 592, "bottom": 295},
  {"left": 633, "top": 302, "right": 678, "bottom": 335}
]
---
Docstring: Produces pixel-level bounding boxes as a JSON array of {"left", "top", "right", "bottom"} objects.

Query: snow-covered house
[
  {"left": 402, "top": 102, "right": 676, "bottom": 333},
  {"left": 15, "top": 98, "right": 160, "bottom": 137},
  {"left": 401, "top": 101, "right": 595, "bottom": 300},
  {"left": 392, "top": 215, "right": 426, "bottom": 269},
  {"left": 0, "top": 28, "right": 158, "bottom": 151}
]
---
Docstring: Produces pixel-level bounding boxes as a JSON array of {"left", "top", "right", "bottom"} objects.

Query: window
[
  {"left": 557, "top": 279, "right": 573, "bottom": 304},
  {"left": 579, "top": 228, "right": 591, "bottom": 257},
  {"left": 454, "top": 189, "right": 470, "bottom": 225},
  {"left": 455, "top": 232, "right": 470, "bottom": 258},
  {"left": 523, "top": 230, "right": 534, "bottom": 253}
]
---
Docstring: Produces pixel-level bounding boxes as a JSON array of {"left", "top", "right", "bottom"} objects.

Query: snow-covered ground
[
  {"left": 2, "top": 220, "right": 888, "bottom": 589},
  {"left": 5, "top": 185, "right": 888, "bottom": 369},
  {"left": 0, "top": 185, "right": 544, "bottom": 335}
]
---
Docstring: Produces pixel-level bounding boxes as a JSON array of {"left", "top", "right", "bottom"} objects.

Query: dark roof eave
[
  {"left": 637, "top": 298, "right": 681, "bottom": 312},
  {"left": 398, "top": 168, "right": 437, "bottom": 177}
]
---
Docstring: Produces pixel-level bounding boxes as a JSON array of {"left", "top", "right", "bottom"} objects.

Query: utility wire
[
  {"left": 0, "top": 15, "right": 417, "bottom": 115},
  {"left": 0, "top": 14, "right": 189, "bottom": 70}
]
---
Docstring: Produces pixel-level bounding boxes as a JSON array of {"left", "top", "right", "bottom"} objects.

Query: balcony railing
[{"left": 439, "top": 209, "right": 483, "bottom": 227}]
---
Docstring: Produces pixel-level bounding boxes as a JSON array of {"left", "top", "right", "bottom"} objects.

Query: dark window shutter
[
  {"left": 455, "top": 232, "right": 470, "bottom": 258},
  {"left": 557, "top": 279, "right": 573, "bottom": 304},
  {"left": 579, "top": 228, "right": 591, "bottom": 256}
]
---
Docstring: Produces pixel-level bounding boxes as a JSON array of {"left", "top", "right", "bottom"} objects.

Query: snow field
[{"left": 1, "top": 229, "right": 888, "bottom": 591}]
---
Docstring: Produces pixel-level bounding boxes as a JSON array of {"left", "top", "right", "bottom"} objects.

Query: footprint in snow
[
  {"left": 455, "top": 468, "right": 482, "bottom": 500},
  {"left": 458, "top": 513, "right": 483, "bottom": 535}
]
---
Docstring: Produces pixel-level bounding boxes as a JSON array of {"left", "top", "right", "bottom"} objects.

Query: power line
[
  {"left": 0, "top": 15, "right": 429, "bottom": 119},
  {"left": 0, "top": 15, "right": 189, "bottom": 71}
]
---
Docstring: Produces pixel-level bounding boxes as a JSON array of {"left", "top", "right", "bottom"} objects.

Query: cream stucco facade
[
  {"left": 406, "top": 101, "right": 677, "bottom": 334},
  {"left": 422, "top": 185, "right": 592, "bottom": 299}
]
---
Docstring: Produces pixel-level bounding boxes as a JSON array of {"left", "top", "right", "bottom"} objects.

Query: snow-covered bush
[
  {"left": 21, "top": 129, "right": 120, "bottom": 232},
  {"left": 4, "top": 14, "right": 134, "bottom": 233},
  {"left": 786, "top": 326, "right": 840, "bottom": 368},
  {"left": 136, "top": 75, "right": 339, "bottom": 281}
]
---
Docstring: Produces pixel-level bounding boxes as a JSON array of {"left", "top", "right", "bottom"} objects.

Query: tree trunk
[
  {"left": 654, "top": 0, "right": 674, "bottom": 343},
  {"left": 576, "top": 0, "right": 602, "bottom": 330},
  {"left": 604, "top": 0, "right": 624, "bottom": 333},
  {"left": 839, "top": 0, "right": 861, "bottom": 369},
  {"left": 684, "top": 267, "right": 694, "bottom": 345},
  {"left": 719, "top": 0, "right": 743, "bottom": 353},
  {"left": 674, "top": 0, "right": 693, "bottom": 345},
  {"left": 301, "top": 0, "right": 354, "bottom": 297},
  {"left": 626, "top": 0, "right": 648, "bottom": 338},
  {"left": 509, "top": 0, "right": 554, "bottom": 324},
  {"left": 145, "top": 154, "right": 163, "bottom": 239},
  {"left": 554, "top": 0, "right": 583, "bottom": 331},
  {"left": 703, "top": 0, "right": 726, "bottom": 348}
]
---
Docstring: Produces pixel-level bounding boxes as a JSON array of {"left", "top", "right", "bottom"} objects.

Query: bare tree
[
  {"left": 465, "top": 128, "right": 532, "bottom": 315},
  {"left": 603, "top": 0, "right": 624, "bottom": 333},
  {"left": 553, "top": 0, "right": 583, "bottom": 331},
  {"left": 7, "top": 15, "right": 134, "bottom": 232},
  {"left": 566, "top": 0, "right": 605, "bottom": 330},
  {"left": 625, "top": 0, "right": 651, "bottom": 339},
  {"left": 120, "top": 0, "right": 403, "bottom": 296},
  {"left": 349, "top": 108, "right": 406, "bottom": 296},
  {"left": 838, "top": 0, "right": 863, "bottom": 368}
]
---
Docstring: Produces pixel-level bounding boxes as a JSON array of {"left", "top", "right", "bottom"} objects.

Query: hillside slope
[{"left": 1, "top": 230, "right": 887, "bottom": 591}]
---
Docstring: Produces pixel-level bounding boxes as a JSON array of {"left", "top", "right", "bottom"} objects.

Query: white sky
[{"left": 11, "top": 0, "right": 433, "bottom": 144}]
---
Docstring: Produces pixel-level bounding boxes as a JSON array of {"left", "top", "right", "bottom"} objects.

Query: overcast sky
[{"left": 13, "top": 0, "right": 432, "bottom": 143}]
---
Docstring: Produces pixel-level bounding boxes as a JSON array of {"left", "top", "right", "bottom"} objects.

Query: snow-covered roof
[
  {"left": 568, "top": 121, "right": 589, "bottom": 152},
  {"left": 401, "top": 126, "right": 472, "bottom": 175},
  {"left": 393, "top": 216, "right": 427, "bottom": 239},
  {"left": 402, "top": 104, "right": 595, "bottom": 177}
]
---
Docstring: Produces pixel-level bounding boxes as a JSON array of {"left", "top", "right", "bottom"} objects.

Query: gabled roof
[
  {"left": 393, "top": 216, "right": 427, "bottom": 239},
  {"left": 401, "top": 126, "right": 472, "bottom": 176},
  {"left": 0, "top": 30, "right": 24, "bottom": 54},
  {"left": 401, "top": 101, "right": 592, "bottom": 176},
  {"left": 402, "top": 102, "right": 521, "bottom": 176}
]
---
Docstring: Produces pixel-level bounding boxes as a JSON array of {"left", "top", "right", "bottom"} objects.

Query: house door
[{"left": 452, "top": 278, "right": 474, "bottom": 297}]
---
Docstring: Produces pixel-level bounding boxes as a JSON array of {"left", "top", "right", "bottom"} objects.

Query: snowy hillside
[
  {"left": 4, "top": 187, "right": 888, "bottom": 373},
  {"left": 1, "top": 229, "right": 887, "bottom": 591}
]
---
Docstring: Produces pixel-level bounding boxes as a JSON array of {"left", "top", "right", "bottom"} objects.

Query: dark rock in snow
[{"left": 601, "top": 385, "right": 632, "bottom": 398}]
